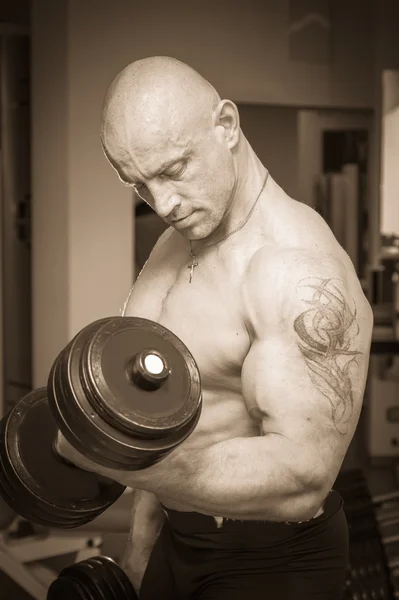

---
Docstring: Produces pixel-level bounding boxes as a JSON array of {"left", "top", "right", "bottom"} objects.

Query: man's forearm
[
  {"left": 147, "top": 435, "right": 325, "bottom": 522},
  {"left": 122, "top": 490, "right": 165, "bottom": 592}
]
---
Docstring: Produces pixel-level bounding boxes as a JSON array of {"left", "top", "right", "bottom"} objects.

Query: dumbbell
[
  {"left": 0, "top": 317, "right": 202, "bottom": 528},
  {"left": 47, "top": 556, "right": 137, "bottom": 599}
]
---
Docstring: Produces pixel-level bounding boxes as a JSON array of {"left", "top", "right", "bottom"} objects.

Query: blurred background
[{"left": 0, "top": 1, "right": 399, "bottom": 598}]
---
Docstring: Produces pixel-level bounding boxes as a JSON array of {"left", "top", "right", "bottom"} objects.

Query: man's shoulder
[
  {"left": 245, "top": 244, "right": 343, "bottom": 287},
  {"left": 242, "top": 244, "right": 373, "bottom": 337}
]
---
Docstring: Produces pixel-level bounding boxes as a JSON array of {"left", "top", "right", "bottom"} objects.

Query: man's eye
[{"left": 164, "top": 162, "right": 187, "bottom": 179}]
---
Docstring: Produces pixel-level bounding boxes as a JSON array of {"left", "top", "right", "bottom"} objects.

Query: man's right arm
[{"left": 122, "top": 490, "right": 166, "bottom": 595}]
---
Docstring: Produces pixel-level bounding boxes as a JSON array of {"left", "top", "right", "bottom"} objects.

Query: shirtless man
[{"left": 57, "top": 56, "right": 373, "bottom": 599}]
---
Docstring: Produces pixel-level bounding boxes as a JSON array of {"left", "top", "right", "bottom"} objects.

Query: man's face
[{"left": 104, "top": 112, "right": 237, "bottom": 241}]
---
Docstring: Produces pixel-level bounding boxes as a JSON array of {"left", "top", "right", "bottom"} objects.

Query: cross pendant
[{"left": 188, "top": 256, "right": 198, "bottom": 283}]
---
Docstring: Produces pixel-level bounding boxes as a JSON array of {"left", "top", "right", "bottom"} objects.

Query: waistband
[{"left": 161, "top": 489, "right": 342, "bottom": 537}]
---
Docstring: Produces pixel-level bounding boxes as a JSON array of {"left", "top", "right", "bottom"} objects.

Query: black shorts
[{"left": 139, "top": 490, "right": 349, "bottom": 599}]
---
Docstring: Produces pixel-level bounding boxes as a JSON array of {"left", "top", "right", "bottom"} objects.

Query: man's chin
[{"left": 173, "top": 215, "right": 218, "bottom": 243}]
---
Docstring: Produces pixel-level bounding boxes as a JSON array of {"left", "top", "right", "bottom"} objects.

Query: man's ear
[{"left": 214, "top": 100, "right": 240, "bottom": 150}]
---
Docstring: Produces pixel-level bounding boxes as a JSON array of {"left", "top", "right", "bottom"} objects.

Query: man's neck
[
  {"left": 196, "top": 151, "right": 267, "bottom": 251},
  {"left": 224, "top": 156, "right": 266, "bottom": 234}
]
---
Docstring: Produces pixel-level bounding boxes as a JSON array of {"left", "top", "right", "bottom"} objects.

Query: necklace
[{"left": 187, "top": 170, "right": 269, "bottom": 283}]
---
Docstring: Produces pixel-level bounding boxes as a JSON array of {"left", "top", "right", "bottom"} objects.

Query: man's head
[{"left": 101, "top": 56, "right": 241, "bottom": 240}]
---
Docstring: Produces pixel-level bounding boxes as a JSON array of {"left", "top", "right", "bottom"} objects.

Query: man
[{"left": 58, "top": 56, "right": 373, "bottom": 598}]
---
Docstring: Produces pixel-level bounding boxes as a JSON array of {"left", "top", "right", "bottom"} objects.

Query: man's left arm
[{"left": 153, "top": 249, "right": 373, "bottom": 521}]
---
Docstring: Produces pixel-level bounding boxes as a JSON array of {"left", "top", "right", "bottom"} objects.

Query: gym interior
[{"left": 0, "top": 1, "right": 398, "bottom": 598}]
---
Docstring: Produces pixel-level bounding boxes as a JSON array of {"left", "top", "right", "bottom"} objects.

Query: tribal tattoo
[{"left": 293, "top": 278, "right": 361, "bottom": 435}]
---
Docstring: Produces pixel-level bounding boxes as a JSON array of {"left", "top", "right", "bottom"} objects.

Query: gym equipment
[
  {"left": 47, "top": 555, "right": 137, "bottom": 599},
  {"left": 48, "top": 316, "right": 202, "bottom": 470},
  {"left": 0, "top": 316, "right": 202, "bottom": 528},
  {"left": 0, "top": 388, "right": 125, "bottom": 528},
  {"left": 0, "top": 517, "right": 103, "bottom": 600},
  {"left": 335, "top": 469, "right": 399, "bottom": 600}
]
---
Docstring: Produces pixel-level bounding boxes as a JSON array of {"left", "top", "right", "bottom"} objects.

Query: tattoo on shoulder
[{"left": 293, "top": 277, "right": 362, "bottom": 435}]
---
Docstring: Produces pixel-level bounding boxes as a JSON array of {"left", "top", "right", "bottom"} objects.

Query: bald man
[{"left": 59, "top": 56, "right": 373, "bottom": 599}]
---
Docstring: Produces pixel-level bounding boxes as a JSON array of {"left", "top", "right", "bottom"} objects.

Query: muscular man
[{"left": 58, "top": 56, "right": 373, "bottom": 598}]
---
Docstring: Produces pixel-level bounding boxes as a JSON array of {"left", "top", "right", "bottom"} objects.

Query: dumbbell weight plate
[
  {"left": 48, "top": 561, "right": 108, "bottom": 600},
  {"left": 47, "top": 577, "right": 92, "bottom": 600},
  {"left": 80, "top": 558, "right": 125, "bottom": 599},
  {"left": 0, "top": 440, "right": 81, "bottom": 529},
  {"left": 0, "top": 388, "right": 125, "bottom": 528},
  {"left": 84, "top": 317, "right": 201, "bottom": 435},
  {"left": 0, "top": 397, "right": 89, "bottom": 528},
  {"left": 86, "top": 556, "right": 137, "bottom": 599},
  {"left": 49, "top": 317, "right": 202, "bottom": 471},
  {"left": 47, "top": 556, "right": 137, "bottom": 600}
]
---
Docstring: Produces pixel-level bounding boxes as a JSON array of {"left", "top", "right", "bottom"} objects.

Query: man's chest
[{"left": 125, "top": 260, "right": 250, "bottom": 388}]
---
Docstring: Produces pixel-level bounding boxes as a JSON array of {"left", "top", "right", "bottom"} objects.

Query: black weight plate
[
  {"left": 49, "top": 317, "right": 202, "bottom": 471},
  {"left": 0, "top": 412, "right": 90, "bottom": 528},
  {"left": 84, "top": 557, "right": 124, "bottom": 599},
  {"left": 84, "top": 317, "right": 201, "bottom": 436},
  {"left": 51, "top": 363, "right": 201, "bottom": 471},
  {"left": 54, "top": 560, "right": 112, "bottom": 600},
  {"left": 0, "top": 441, "right": 117, "bottom": 529},
  {"left": 86, "top": 556, "right": 137, "bottom": 599},
  {"left": 47, "top": 574, "right": 93, "bottom": 600},
  {"left": 99, "top": 557, "right": 137, "bottom": 600},
  {"left": 49, "top": 320, "right": 143, "bottom": 470},
  {"left": 0, "top": 405, "right": 114, "bottom": 528},
  {"left": 0, "top": 389, "right": 124, "bottom": 528}
]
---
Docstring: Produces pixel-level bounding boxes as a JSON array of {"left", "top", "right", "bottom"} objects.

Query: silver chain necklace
[{"left": 187, "top": 170, "right": 269, "bottom": 283}]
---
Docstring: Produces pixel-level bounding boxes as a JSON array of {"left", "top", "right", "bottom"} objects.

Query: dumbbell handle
[
  {"left": 52, "top": 431, "right": 105, "bottom": 474},
  {"left": 52, "top": 432, "right": 78, "bottom": 467}
]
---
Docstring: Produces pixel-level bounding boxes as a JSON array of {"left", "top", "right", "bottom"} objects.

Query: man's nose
[{"left": 150, "top": 183, "right": 182, "bottom": 219}]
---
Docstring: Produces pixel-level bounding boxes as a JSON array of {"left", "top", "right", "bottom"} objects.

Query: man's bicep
[
  {"left": 242, "top": 269, "right": 373, "bottom": 488},
  {"left": 243, "top": 330, "right": 363, "bottom": 432},
  {"left": 242, "top": 332, "right": 359, "bottom": 488}
]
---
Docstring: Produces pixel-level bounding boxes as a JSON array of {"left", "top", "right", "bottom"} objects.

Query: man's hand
[
  {"left": 54, "top": 429, "right": 176, "bottom": 492},
  {"left": 54, "top": 432, "right": 138, "bottom": 487}
]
